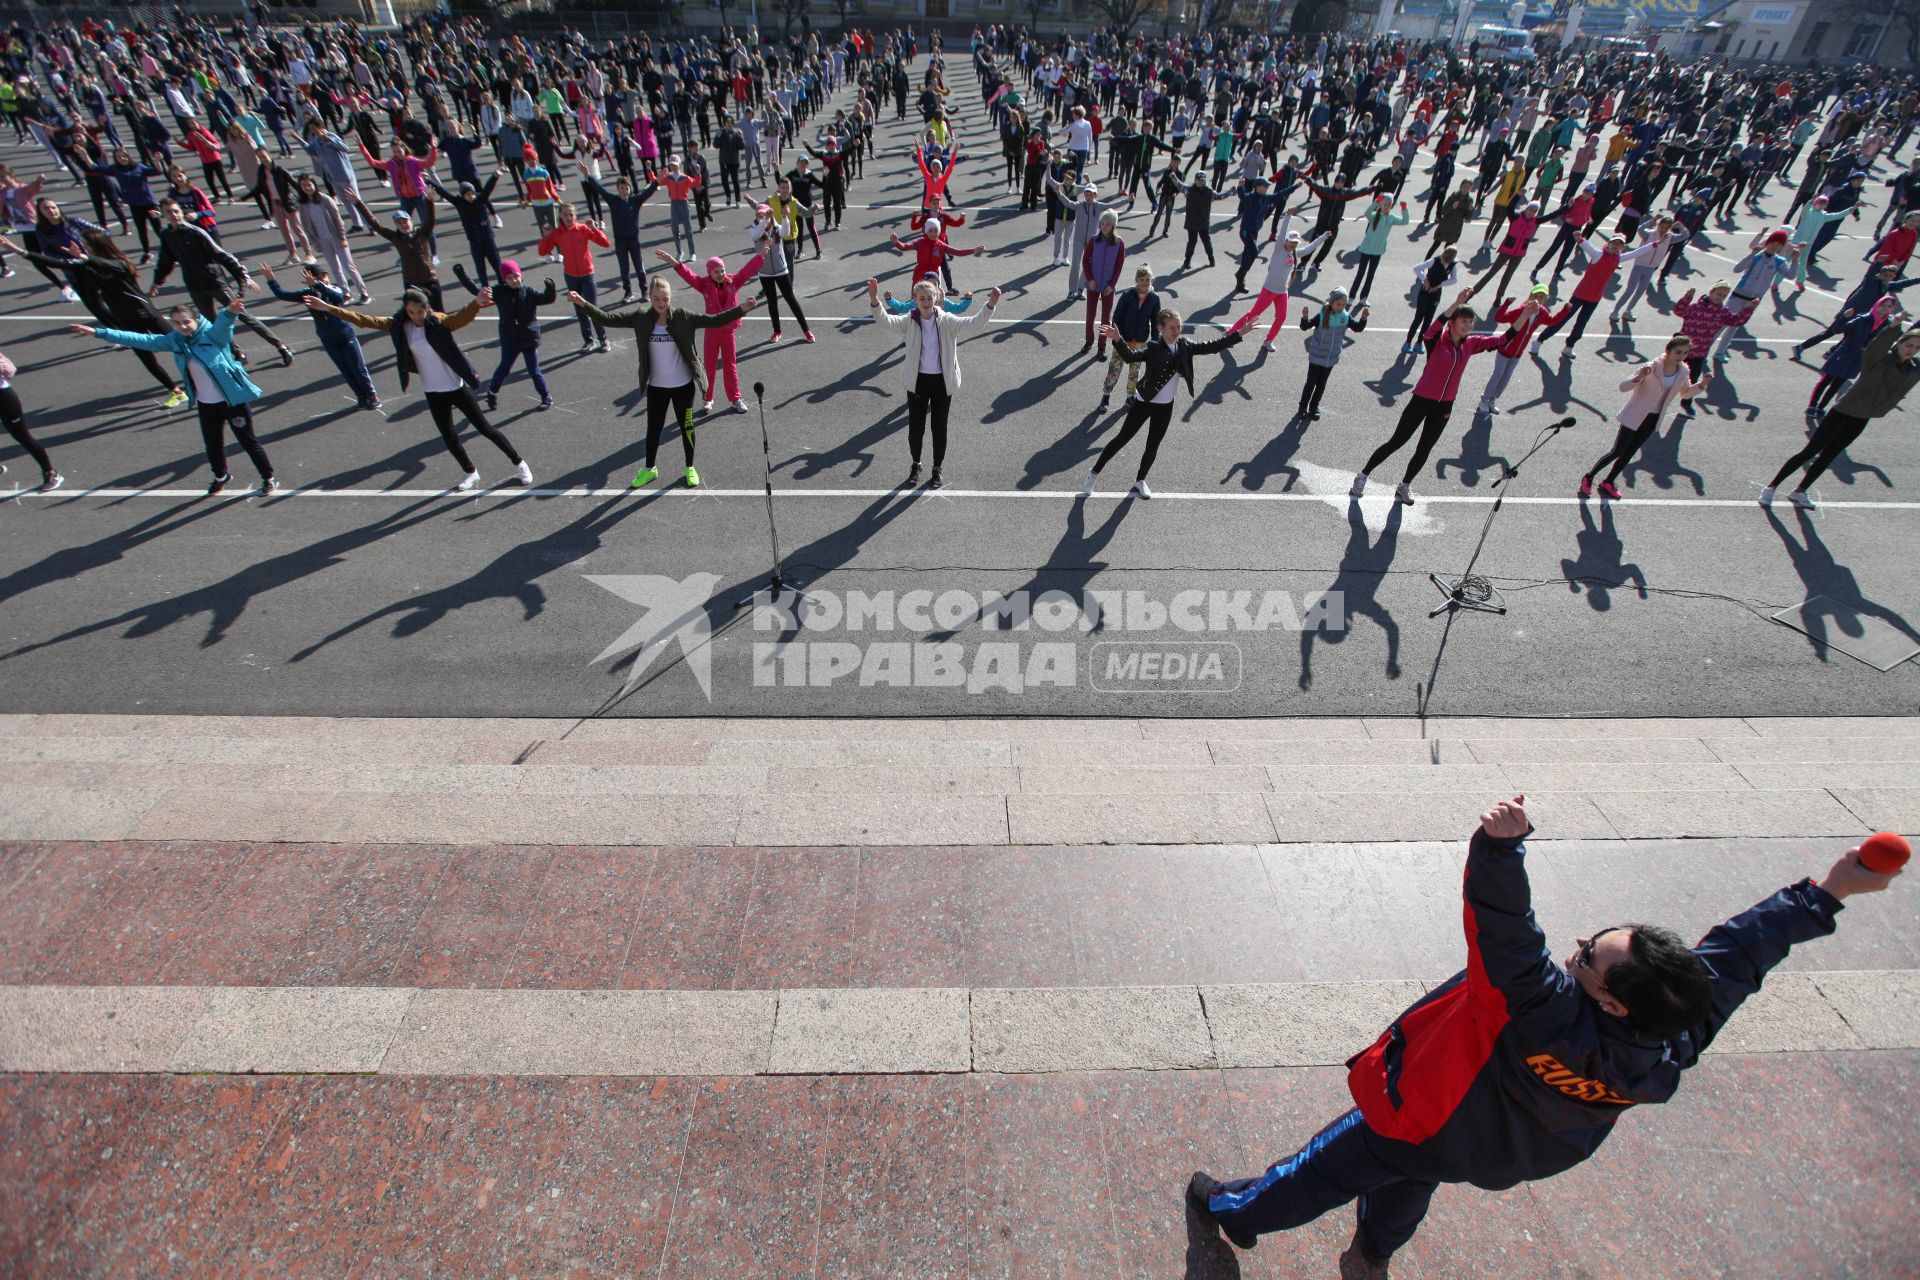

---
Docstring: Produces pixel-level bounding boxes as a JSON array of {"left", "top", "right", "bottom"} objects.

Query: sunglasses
[{"left": 1573, "top": 927, "right": 1622, "bottom": 994}]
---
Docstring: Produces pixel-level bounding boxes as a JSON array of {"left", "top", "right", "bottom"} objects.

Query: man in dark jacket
[
  {"left": 1188, "top": 793, "right": 1902, "bottom": 1278},
  {"left": 1764, "top": 320, "right": 1920, "bottom": 510},
  {"left": 150, "top": 197, "right": 292, "bottom": 365},
  {"left": 348, "top": 193, "right": 441, "bottom": 307}
]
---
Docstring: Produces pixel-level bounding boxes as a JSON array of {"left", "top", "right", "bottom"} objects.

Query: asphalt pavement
[{"left": 2, "top": 64, "right": 1917, "bottom": 718}]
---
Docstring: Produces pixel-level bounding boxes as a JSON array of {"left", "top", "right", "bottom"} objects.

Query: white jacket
[
  {"left": 1615, "top": 359, "right": 1705, "bottom": 428},
  {"left": 873, "top": 298, "right": 995, "bottom": 396}
]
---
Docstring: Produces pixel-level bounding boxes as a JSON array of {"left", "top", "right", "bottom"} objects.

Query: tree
[
  {"left": 1189, "top": 0, "right": 1237, "bottom": 35},
  {"left": 1025, "top": 0, "right": 1051, "bottom": 32},
  {"left": 1836, "top": 0, "right": 1920, "bottom": 65},
  {"left": 1091, "top": 0, "right": 1156, "bottom": 32}
]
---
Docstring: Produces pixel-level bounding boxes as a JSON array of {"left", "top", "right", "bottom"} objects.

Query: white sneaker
[
  {"left": 1528, "top": 336, "right": 1542, "bottom": 355},
  {"left": 513, "top": 461, "right": 533, "bottom": 486},
  {"left": 260, "top": 221, "right": 278, "bottom": 231},
  {"left": 1789, "top": 489, "right": 1815, "bottom": 510},
  {"left": 1349, "top": 471, "right": 1369, "bottom": 498},
  {"left": 1132, "top": 479, "right": 1153, "bottom": 499},
  {"left": 456, "top": 471, "right": 480, "bottom": 491},
  {"left": 431, "top": 255, "right": 441, "bottom": 266},
  {"left": 702, "top": 399, "right": 714, "bottom": 413},
  {"left": 1758, "top": 486, "right": 1775, "bottom": 506},
  {"left": 492, "top": 215, "right": 504, "bottom": 228},
  {"left": 60, "top": 286, "right": 78, "bottom": 302},
  {"left": 1395, "top": 482, "right": 1414, "bottom": 506},
  {"left": 731, "top": 400, "right": 748, "bottom": 414},
  {"left": 1080, "top": 467, "right": 1096, "bottom": 497}
]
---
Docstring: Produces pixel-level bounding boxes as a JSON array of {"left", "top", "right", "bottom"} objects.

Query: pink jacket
[
  {"left": 673, "top": 255, "right": 765, "bottom": 332},
  {"left": 1614, "top": 359, "right": 1705, "bottom": 427},
  {"left": 631, "top": 115, "right": 659, "bottom": 159},
  {"left": 1672, "top": 292, "right": 1758, "bottom": 349},
  {"left": 1412, "top": 316, "right": 1508, "bottom": 401}
]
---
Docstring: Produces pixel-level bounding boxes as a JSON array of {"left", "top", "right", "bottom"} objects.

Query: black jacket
[
  {"left": 152, "top": 221, "right": 245, "bottom": 294},
  {"left": 1113, "top": 329, "right": 1245, "bottom": 401},
  {"left": 489, "top": 276, "right": 557, "bottom": 351}
]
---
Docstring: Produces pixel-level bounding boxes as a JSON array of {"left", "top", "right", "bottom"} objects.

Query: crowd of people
[{"left": 0, "top": 12, "right": 1916, "bottom": 518}]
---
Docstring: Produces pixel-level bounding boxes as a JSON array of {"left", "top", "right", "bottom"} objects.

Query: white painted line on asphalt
[{"left": 14, "top": 485, "right": 1920, "bottom": 510}]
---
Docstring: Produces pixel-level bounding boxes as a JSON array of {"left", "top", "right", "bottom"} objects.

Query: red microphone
[{"left": 1858, "top": 832, "right": 1912, "bottom": 874}]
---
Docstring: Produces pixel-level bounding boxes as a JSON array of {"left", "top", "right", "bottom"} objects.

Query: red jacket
[
  {"left": 1571, "top": 247, "right": 1623, "bottom": 303},
  {"left": 1492, "top": 299, "right": 1572, "bottom": 357},
  {"left": 1412, "top": 316, "right": 1508, "bottom": 401},
  {"left": 1875, "top": 224, "right": 1918, "bottom": 267},
  {"left": 672, "top": 254, "right": 765, "bottom": 331},
  {"left": 538, "top": 221, "right": 611, "bottom": 276}
]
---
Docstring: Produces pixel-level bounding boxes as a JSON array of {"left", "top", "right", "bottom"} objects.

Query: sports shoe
[
  {"left": 630, "top": 466, "right": 659, "bottom": 488},
  {"left": 162, "top": 387, "right": 190, "bottom": 409},
  {"left": 431, "top": 255, "right": 441, "bottom": 266},
  {"left": 580, "top": 337, "right": 595, "bottom": 352},
  {"left": 512, "top": 461, "right": 532, "bottom": 486},
  {"left": 803, "top": 330, "right": 816, "bottom": 343},
  {"left": 1349, "top": 471, "right": 1369, "bottom": 498},
  {"left": 702, "top": 399, "right": 715, "bottom": 413},
  {"left": 1396, "top": 481, "right": 1417, "bottom": 505},
  {"left": 207, "top": 474, "right": 230, "bottom": 495},
  {"left": 731, "top": 400, "right": 748, "bottom": 414},
  {"left": 537, "top": 398, "right": 552, "bottom": 412},
  {"left": 1098, "top": 394, "right": 1111, "bottom": 411},
  {"left": 596, "top": 338, "right": 609, "bottom": 353},
  {"left": 485, "top": 390, "right": 498, "bottom": 411},
  {"left": 261, "top": 476, "right": 282, "bottom": 496},
  {"left": 907, "top": 462, "right": 921, "bottom": 486},
  {"left": 768, "top": 330, "right": 783, "bottom": 342},
  {"left": 1528, "top": 336, "right": 1542, "bottom": 355},
  {"left": 928, "top": 468, "right": 945, "bottom": 490},
  {"left": 685, "top": 465, "right": 702, "bottom": 488},
  {"left": 1400, "top": 342, "right": 1412, "bottom": 354},
  {"left": 1413, "top": 342, "right": 1425, "bottom": 355},
  {"left": 1339, "top": 1230, "right": 1392, "bottom": 1279},
  {"left": 1597, "top": 480, "right": 1622, "bottom": 501},
  {"left": 60, "top": 286, "right": 78, "bottom": 303},
  {"left": 1186, "top": 1172, "right": 1256, "bottom": 1250},
  {"left": 41, "top": 471, "right": 63, "bottom": 492},
  {"left": 1133, "top": 479, "right": 1152, "bottom": 499},
  {"left": 1080, "top": 466, "right": 1096, "bottom": 496},
  {"left": 455, "top": 471, "right": 480, "bottom": 492},
  {"left": 1789, "top": 489, "right": 1815, "bottom": 509},
  {"left": 362, "top": 397, "right": 382, "bottom": 412},
  {"left": 1758, "top": 486, "right": 1775, "bottom": 506},
  {"left": 1578, "top": 475, "right": 1594, "bottom": 499}
]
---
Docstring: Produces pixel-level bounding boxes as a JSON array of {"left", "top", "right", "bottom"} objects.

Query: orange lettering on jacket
[{"left": 1524, "top": 1053, "right": 1636, "bottom": 1107}]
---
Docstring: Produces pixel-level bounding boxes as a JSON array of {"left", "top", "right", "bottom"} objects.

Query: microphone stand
[
  {"left": 736, "top": 383, "right": 820, "bottom": 615},
  {"left": 1429, "top": 416, "right": 1577, "bottom": 619}
]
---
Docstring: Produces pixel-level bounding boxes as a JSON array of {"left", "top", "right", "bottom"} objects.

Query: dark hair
[{"left": 1606, "top": 924, "right": 1713, "bottom": 1040}]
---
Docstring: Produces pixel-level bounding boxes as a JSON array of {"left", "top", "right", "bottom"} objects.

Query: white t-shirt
[
  {"left": 185, "top": 354, "right": 225, "bottom": 404},
  {"left": 916, "top": 313, "right": 942, "bottom": 374},
  {"left": 405, "top": 324, "right": 463, "bottom": 394},
  {"left": 650, "top": 323, "right": 694, "bottom": 387},
  {"left": 1066, "top": 118, "right": 1093, "bottom": 151},
  {"left": 1151, "top": 341, "right": 1179, "bottom": 404}
]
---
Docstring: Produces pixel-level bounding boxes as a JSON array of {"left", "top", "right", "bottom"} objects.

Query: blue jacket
[
  {"left": 94, "top": 310, "right": 262, "bottom": 406},
  {"left": 1112, "top": 286, "right": 1161, "bottom": 343},
  {"left": 1346, "top": 827, "right": 1841, "bottom": 1189},
  {"left": 270, "top": 278, "right": 358, "bottom": 344}
]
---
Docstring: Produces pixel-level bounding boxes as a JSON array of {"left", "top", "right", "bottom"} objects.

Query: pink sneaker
[
  {"left": 1597, "top": 481, "right": 1622, "bottom": 501},
  {"left": 1578, "top": 475, "right": 1593, "bottom": 499}
]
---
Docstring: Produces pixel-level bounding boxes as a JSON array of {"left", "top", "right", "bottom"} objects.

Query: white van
[{"left": 1476, "top": 26, "right": 1537, "bottom": 62}]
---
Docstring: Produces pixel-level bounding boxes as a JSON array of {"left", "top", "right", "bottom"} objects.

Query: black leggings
[
  {"left": 0, "top": 385, "right": 51, "bottom": 475},
  {"left": 196, "top": 400, "right": 273, "bottom": 481},
  {"left": 1770, "top": 410, "right": 1869, "bottom": 489},
  {"left": 1092, "top": 397, "right": 1174, "bottom": 481},
  {"left": 758, "top": 273, "right": 808, "bottom": 334},
  {"left": 424, "top": 387, "right": 521, "bottom": 473},
  {"left": 906, "top": 371, "right": 950, "bottom": 467},
  {"left": 1809, "top": 375, "right": 1846, "bottom": 413},
  {"left": 1364, "top": 394, "right": 1454, "bottom": 483},
  {"left": 645, "top": 381, "right": 697, "bottom": 468},
  {"left": 1405, "top": 292, "right": 1440, "bottom": 344},
  {"left": 1586, "top": 412, "right": 1660, "bottom": 484},
  {"left": 1184, "top": 225, "right": 1215, "bottom": 265},
  {"left": 1299, "top": 363, "right": 1332, "bottom": 413}
]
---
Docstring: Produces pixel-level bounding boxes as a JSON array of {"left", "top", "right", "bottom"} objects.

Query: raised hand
[
  {"left": 68, "top": 323, "right": 96, "bottom": 336},
  {"left": 226, "top": 296, "right": 246, "bottom": 313},
  {"left": 987, "top": 286, "right": 1003, "bottom": 307},
  {"left": 567, "top": 290, "right": 587, "bottom": 306},
  {"left": 1479, "top": 793, "right": 1529, "bottom": 840},
  {"left": 477, "top": 287, "right": 494, "bottom": 307}
]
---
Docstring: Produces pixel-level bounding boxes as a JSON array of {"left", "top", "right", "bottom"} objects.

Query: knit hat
[
  {"left": 458, "top": 180, "right": 475, "bottom": 194},
  {"left": 500, "top": 259, "right": 522, "bottom": 275},
  {"left": 705, "top": 255, "right": 727, "bottom": 273}
]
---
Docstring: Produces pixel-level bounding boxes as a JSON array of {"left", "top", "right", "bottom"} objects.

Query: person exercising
[{"left": 1189, "top": 793, "right": 1902, "bottom": 1279}]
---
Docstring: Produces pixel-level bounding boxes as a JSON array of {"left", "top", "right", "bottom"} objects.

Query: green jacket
[
  {"left": 1835, "top": 322, "right": 1920, "bottom": 419},
  {"left": 581, "top": 301, "right": 744, "bottom": 397}
]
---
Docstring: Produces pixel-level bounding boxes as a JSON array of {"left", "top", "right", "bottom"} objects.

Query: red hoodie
[
  {"left": 1492, "top": 299, "right": 1573, "bottom": 357},
  {"left": 538, "top": 221, "right": 611, "bottom": 276},
  {"left": 1412, "top": 315, "right": 1509, "bottom": 401}
]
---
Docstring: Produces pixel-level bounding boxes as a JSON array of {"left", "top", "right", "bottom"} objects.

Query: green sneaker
[
  {"left": 630, "top": 466, "right": 659, "bottom": 489},
  {"left": 162, "top": 387, "right": 189, "bottom": 409},
  {"left": 684, "top": 465, "right": 702, "bottom": 488}
]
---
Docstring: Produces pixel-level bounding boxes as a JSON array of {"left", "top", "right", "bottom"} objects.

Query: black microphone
[
  {"left": 1550, "top": 416, "right": 1577, "bottom": 429},
  {"left": 754, "top": 381, "right": 764, "bottom": 400}
]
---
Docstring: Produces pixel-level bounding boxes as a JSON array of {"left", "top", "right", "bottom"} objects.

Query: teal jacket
[
  {"left": 1355, "top": 202, "right": 1410, "bottom": 256},
  {"left": 93, "top": 310, "right": 262, "bottom": 405}
]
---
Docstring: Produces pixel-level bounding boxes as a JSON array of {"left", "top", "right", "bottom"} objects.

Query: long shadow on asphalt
[
  {"left": 1763, "top": 506, "right": 1920, "bottom": 663},
  {"left": 1434, "top": 405, "right": 1511, "bottom": 490},
  {"left": 1299, "top": 499, "right": 1406, "bottom": 691},
  {"left": 1559, "top": 499, "right": 1648, "bottom": 612},
  {"left": 922, "top": 494, "right": 1136, "bottom": 644}
]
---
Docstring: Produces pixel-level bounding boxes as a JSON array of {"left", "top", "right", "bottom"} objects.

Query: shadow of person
[
  {"left": 0, "top": 496, "right": 452, "bottom": 659},
  {"left": 1619, "top": 418, "right": 1708, "bottom": 496},
  {"left": 0, "top": 499, "right": 223, "bottom": 612},
  {"left": 1510, "top": 352, "right": 1607, "bottom": 419},
  {"left": 285, "top": 493, "right": 650, "bottom": 661},
  {"left": 1183, "top": 1198, "right": 1244, "bottom": 1279},
  {"left": 1559, "top": 500, "right": 1647, "bottom": 612},
  {"left": 1183, "top": 344, "right": 1254, "bottom": 420},
  {"left": 1433, "top": 406, "right": 1510, "bottom": 489},
  {"left": 982, "top": 350, "right": 1090, "bottom": 423},
  {"left": 1222, "top": 409, "right": 1312, "bottom": 492},
  {"left": 1360, "top": 351, "right": 1417, "bottom": 406},
  {"left": 1017, "top": 400, "right": 1126, "bottom": 491},
  {"left": 783, "top": 405, "right": 908, "bottom": 481},
  {"left": 1763, "top": 506, "right": 1920, "bottom": 662},
  {"left": 1299, "top": 500, "right": 1405, "bottom": 690},
  {"left": 923, "top": 495, "right": 1136, "bottom": 644}
]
